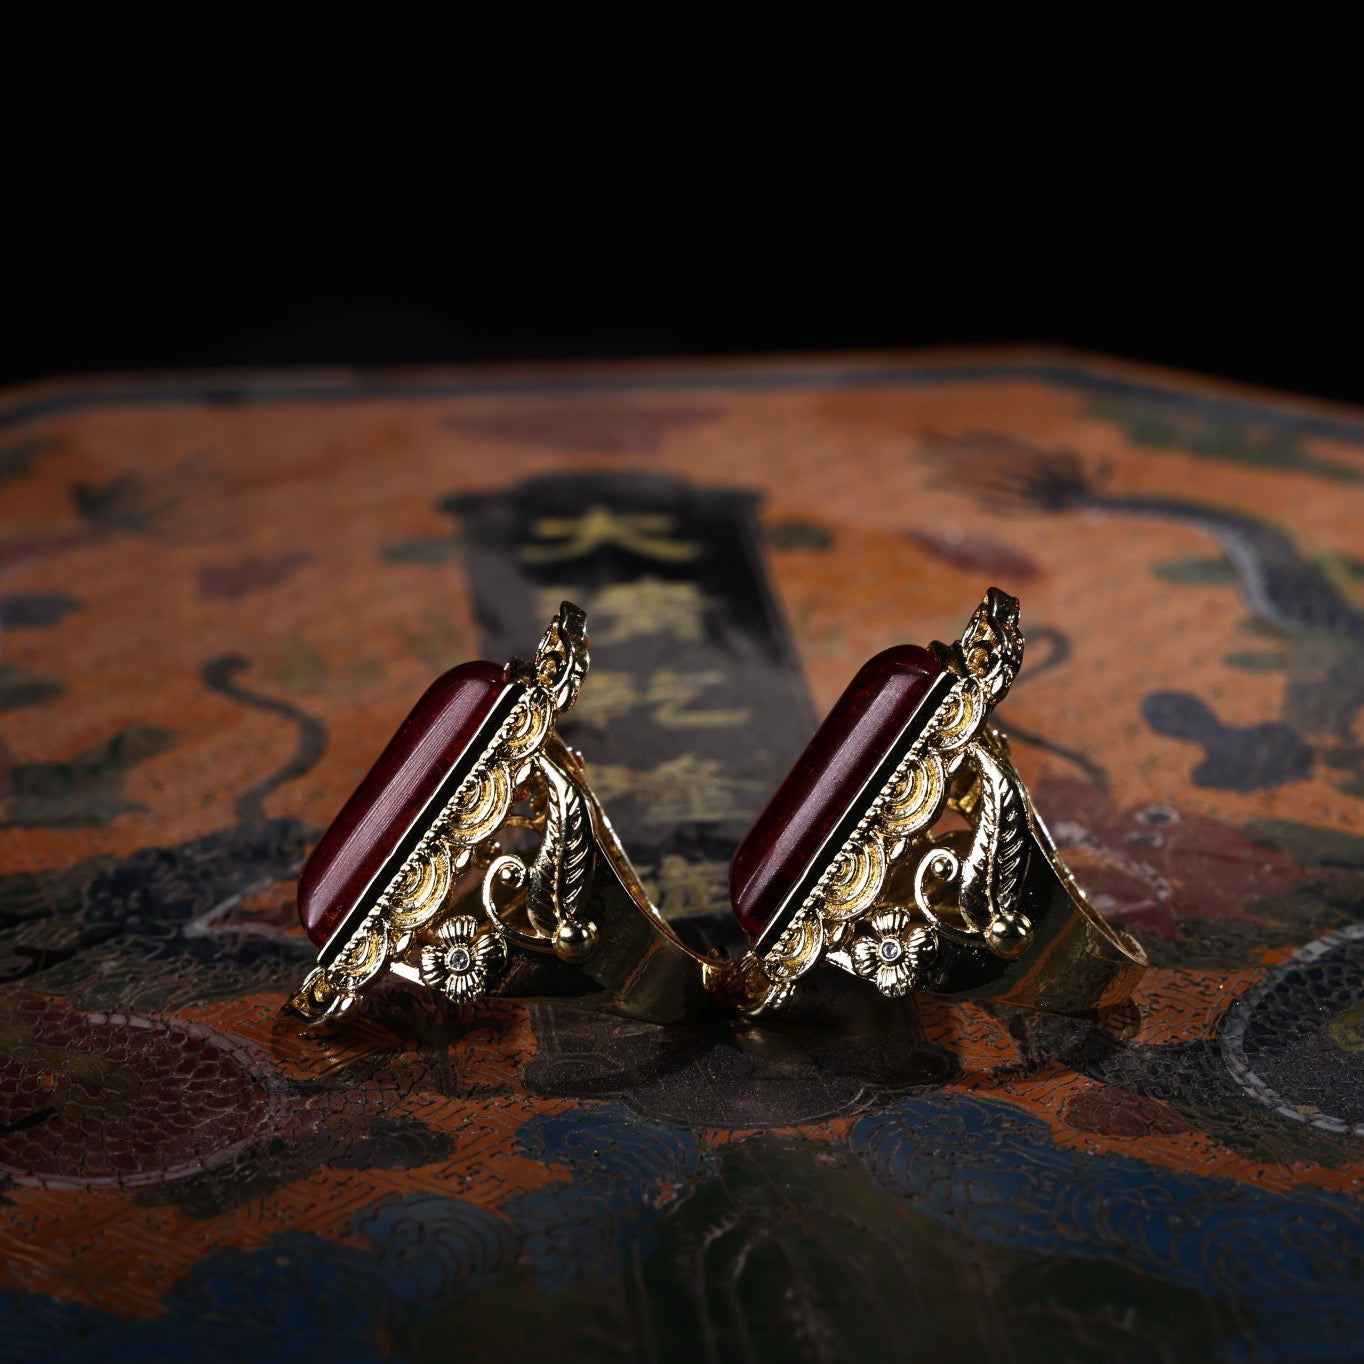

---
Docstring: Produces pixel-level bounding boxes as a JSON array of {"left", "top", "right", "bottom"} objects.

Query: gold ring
[
  {"left": 723, "top": 588, "right": 1148, "bottom": 1016},
  {"left": 288, "top": 590, "right": 1143, "bottom": 1030},
  {"left": 286, "top": 604, "right": 726, "bottom": 1027}
]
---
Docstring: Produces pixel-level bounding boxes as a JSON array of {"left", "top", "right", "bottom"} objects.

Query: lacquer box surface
[{"left": 1, "top": 350, "right": 1360, "bottom": 1360}]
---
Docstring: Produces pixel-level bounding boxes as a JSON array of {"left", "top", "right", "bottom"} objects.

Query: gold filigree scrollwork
[
  {"left": 818, "top": 836, "right": 888, "bottom": 921},
  {"left": 287, "top": 906, "right": 391, "bottom": 1023},
  {"left": 882, "top": 737, "right": 1035, "bottom": 983},
  {"left": 292, "top": 614, "right": 584, "bottom": 1026},
  {"left": 879, "top": 750, "right": 947, "bottom": 844},
  {"left": 959, "top": 585, "right": 1023, "bottom": 700},
  {"left": 384, "top": 839, "right": 457, "bottom": 932},
  {"left": 733, "top": 904, "right": 826, "bottom": 1013},
  {"left": 527, "top": 753, "right": 598, "bottom": 961},
  {"left": 535, "top": 601, "right": 590, "bottom": 712},
  {"left": 725, "top": 952, "right": 793, "bottom": 1015},
  {"left": 749, "top": 587, "right": 1034, "bottom": 1008},
  {"left": 482, "top": 853, "right": 527, "bottom": 921},
  {"left": 288, "top": 968, "right": 359, "bottom": 1025},
  {"left": 912, "top": 846, "right": 961, "bottom": 928},
  {"left": 417, "top": 913, "right": 508, "bottom": 1005},
  {"left": 327, "top": 906, "right": 391, "bottom": 988}
]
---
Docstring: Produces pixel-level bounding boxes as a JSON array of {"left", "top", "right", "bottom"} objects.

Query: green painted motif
[
  {"left": 1242, "top": 818, "right": 1364, "bottom": 868},
  {"left": 406, "top": 609, "right": 470, "bottom": 673},
  {"left": 265, "top": 637, "right": 385, "bottom": 696},
  {"left": 380, "top": 535, "right": 464, "bottom": 565},
  {"left": 1152, "top": 555, "right": 1240, "bottom": 585},
  {"left": 0, "top": 662, "right": 63, "bottom": 710},
  {"left": 764, "top": 519, "right": 834, "bottom": 551},
  {"left": 0, "top": 436, "right": 59, "bottom": 485},
  {"left": 0, "top": 858, "right": 105, "bottom": 922},
  {"left": 1, "top": 725, "right": 174, "bottom": 828},
  {"left": 1090, "top": 400, "right": 1364, "bottom": 482}
]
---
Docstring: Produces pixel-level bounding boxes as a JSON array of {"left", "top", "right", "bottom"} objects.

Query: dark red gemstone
[
  {"left": 298, "top": 660, "right": 507, "bottom": 948},
  {"left": 729, "top": 645, "right": 940, "bottom": 942}
]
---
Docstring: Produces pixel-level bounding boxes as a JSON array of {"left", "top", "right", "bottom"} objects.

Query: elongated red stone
[
  {"left": 298, "top": 660, "right": 507, "bottom": 948},
  {"left": 729, "top": 645, "right": 940, "bottom": 942}
]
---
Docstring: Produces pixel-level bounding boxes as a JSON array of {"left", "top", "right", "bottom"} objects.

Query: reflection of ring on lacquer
[
  {"left": 287, "top": 590, "right": 1146, "bottom": 1028},
  {"left": 723, "top": 587, "right": 1148, "bottom": 1017}
]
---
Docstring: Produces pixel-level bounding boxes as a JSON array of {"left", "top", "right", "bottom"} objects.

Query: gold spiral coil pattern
[
  {"left": 448, "top": 763, "right": 513, "bottom": 846},
  {"left": 327, "top": 910, "right": 391, "bottom": 987},
  {"left": 385, "top": 839, "right": 456, "bottom": 931},
  {"left": 820, "top": 836, "right": 888, "bottom": 920},
  {"left": 880, "top": 751, "right": 947, "bottom": 838},
  {"left": 763, "top": 905, "right": 825, "bottom": 981},
  {"left": 500, "top": 689, "right": 554, "bottom": 758},
  {"left": 931, "top": 677, "right": 985, "bottom": 752}
]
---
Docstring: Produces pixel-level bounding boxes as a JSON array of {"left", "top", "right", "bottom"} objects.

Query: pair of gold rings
[{"left": 287, "top": 589, "right": 1146, "bottom": 1029}]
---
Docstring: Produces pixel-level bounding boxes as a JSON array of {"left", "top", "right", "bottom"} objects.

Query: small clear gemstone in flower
[
  {"left": 447, "top": 946, "right": 473, "bottom": 973},
  {"left": 878, "top": 937, "right": 903, "bottom": 963}
]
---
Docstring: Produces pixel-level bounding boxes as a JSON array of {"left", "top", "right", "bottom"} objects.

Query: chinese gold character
[
  {"left": 636, "top": 754, "right": 760, "bottom": 824},
  {"left": 591, "top": 578, "right": 709, "bottom": 644},
  {"left": 569, "top": 667, "right": 749, "bottom": 730},
  {"left": 568, "top": 670, "right": 641, "bottom": 728},
  {"left": 519, "top": 505, "right": 700, "bottom": 564},
  {"left": 534, "top": 579, "right": 708, "bottom": 645},
  {"left": 645, "top": 668, "right": 750, "bottom": 729},
  {"left": 575, "top": 762, "right": 636, "bottom": 806},
  {"left": 642, "top": 854, "right": 731, "bottom": 919}
]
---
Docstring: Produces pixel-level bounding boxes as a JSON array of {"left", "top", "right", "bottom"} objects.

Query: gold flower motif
[
  {"left": 418, "top": 914, "right": 506, "bottom": 1004},
  {"left": 849, "top": 907, "right": 936, "bottom": 997}
]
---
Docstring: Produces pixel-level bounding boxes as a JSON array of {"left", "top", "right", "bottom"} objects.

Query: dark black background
[{"left": 6, "top": 23, "right": 1360, "bottom": 402}]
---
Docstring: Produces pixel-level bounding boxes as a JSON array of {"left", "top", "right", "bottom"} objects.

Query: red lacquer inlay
[
  {"left": 298, "top": 660, "right": 507, "bottom": 948},
  {"left": 729, "top": 645, "right": 940, "bottom": 942}
]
